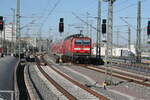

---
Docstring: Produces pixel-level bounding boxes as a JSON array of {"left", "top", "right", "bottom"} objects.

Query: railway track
[
  {"left": 25, "top": 64, "right": 43, "bottom": 100},
  {"left": 112, "top": 61, "right": 150, "bottom": 72},
  {"left": 43, "top": 54, "right": 150, "bottom": 87},
  {"left": 75, "top": 64, "right": 150, "bottom": 87},
  {"left": 36, "top": 58, "right": 77, "bottom": 100},
  {"left": 101, "top": 57, "right": 150, "bottom": 76},
  {"left": 36, "top": 57, "right": 109, "bottom": 100}
]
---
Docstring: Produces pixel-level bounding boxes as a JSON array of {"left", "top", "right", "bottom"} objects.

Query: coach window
[
  {"left": 83, "top": 40, "right": 90, "bottom": 45},
  {"left": 75, "top": 40, "right": 82, "bottom": 45}
]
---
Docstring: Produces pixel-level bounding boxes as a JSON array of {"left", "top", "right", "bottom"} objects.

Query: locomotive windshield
[
  {"left": 75, "top": 40, "right": 82, "bottom": 45},
  {"left": 75, "top": 40, "right": 90, "bottom": 45},
  {"left": 83, "top": 40, "right": 90, "bottom": 45}
]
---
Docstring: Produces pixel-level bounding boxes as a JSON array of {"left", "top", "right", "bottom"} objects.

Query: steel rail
[
  {"left": 27, "top": 64, "right": 43, "bottom": 100},
  {"left": 109, "top": 65, "right": 150, "bottom": 81},
  {"left": 77, "top": 64, "right": 150, "bottom": 87},
  {"left": 41, "top": 57, "right": 109, "bottom": 100},
  {"left": 36, "top": 58, "right": 77, "bottom": 100},
  {"left": 112, "top": 62, "right": 150, "bottom": 71}
]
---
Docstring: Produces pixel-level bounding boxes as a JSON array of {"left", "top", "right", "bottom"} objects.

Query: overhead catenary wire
[
  {"left": 40, "top": 0, "right": 52, "bottom": 17},
  {"left": 31, "top": 0, "right": 52, "bottom": 24},
  {"left": 72, "top": 12, "right": 98, "bottom": 32},
  {"left": 115, "top": 0, "right": 148, "bottom": 13},
  {"left": 37, "top": 0, "right": 61, "bottom": 52},
  {"left": 39, "top": 0, "right": 61, "bottom": 30},
  {"left": 72, "top": 12, "right": 128, "bottom": 45},
  {"left": 101, "top": 0, "right": 148, "bottom": 17}
]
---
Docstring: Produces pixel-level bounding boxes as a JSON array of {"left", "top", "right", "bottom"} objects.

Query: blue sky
[{"left": 0, "top": 0, "right": 150, "bottom": 45}]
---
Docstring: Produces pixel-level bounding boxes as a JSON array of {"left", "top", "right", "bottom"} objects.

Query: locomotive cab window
[
  {"left": 75, "top": 40, "right": 82, "bottom": 45},
  {"left": 83, "top": 40, "right": 90, "bottom": 45}
]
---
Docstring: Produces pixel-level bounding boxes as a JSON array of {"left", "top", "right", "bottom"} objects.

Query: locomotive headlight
[
  {"left": 74, "top": 48, "right": 81, "bottom": 50},
  {"left": 83, "top": 48, "right": 90, "bottom": 50}
]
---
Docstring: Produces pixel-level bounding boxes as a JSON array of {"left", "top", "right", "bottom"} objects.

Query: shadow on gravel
[
  {"left": 85, "top": 80, "right": 131, "bottom": 88},
  {"left": 16, "top": 63, "right": 29, "bottom": 100},
  {"left": 113, "top": 80, "right": 134, "bottom": 86},
  {"left": 85, "top": 83, "right": 103, "bottom": 89}
]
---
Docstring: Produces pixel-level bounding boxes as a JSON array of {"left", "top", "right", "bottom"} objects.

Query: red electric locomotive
[
  {"left": 62, "top": 34, "right": 91, "bottom": 63},
  {"left": 50, "top": 34, "right": 104, "bottom": 64}
]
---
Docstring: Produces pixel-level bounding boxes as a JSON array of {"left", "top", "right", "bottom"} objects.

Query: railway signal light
[
  {"left": 147, "top": 21, "right": 150, "bottom": 43},
  {"left": 59, "top": 18, "right": 64, "bottom": 33},
  {"left": 102, "top": 19, "right": 106, "bottom": 34},
  {"left": 0, "top": 16, "right": 4, "bottom": 31},
  {"left": 147, "top": 21, "right": 150, "bottom": 36},
  {"left": 102, "top": 19, "right": 107, "bottom": 42},
  {"left": 0, "top": 16, "right": 3, "bottom": 20},
  {"left": 59, "top": 23, "right": 64, "bottom": 33},
  {"left": 60, "top": 18, "right": 63, "bottom": 23}
]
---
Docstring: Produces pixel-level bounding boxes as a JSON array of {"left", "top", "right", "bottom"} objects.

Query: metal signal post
[
  {"left": 104, "top": 0, "right": 116, "bottom": 84},
  {"left": 96, "top": 0, "right": 101, "bottom": 59},
  {"left": 136, "top": 0, "right": 141, "bottom": 63}
]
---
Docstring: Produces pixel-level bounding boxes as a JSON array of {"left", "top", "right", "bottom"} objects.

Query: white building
[
  {"left": 0, "top": 24, "right": 16, "bottom": 42},
  {"left": 92, "top": 44, "right": 136, "bottom": 57},
  {"left": 21, "top": 37, "right": 37, "bottom": 47}
]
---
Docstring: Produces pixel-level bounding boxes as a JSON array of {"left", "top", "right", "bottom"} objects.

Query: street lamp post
[
  {"left": 16, "top": 0, "right": 21, "bottom": 58},
  {"left": 11, "top": 8, "right": 15, "bottom": 55}
]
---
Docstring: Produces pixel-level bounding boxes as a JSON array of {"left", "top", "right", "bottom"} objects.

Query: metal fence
[{"left": 0, "top": 90, "right": 14, "bottom": 100}]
